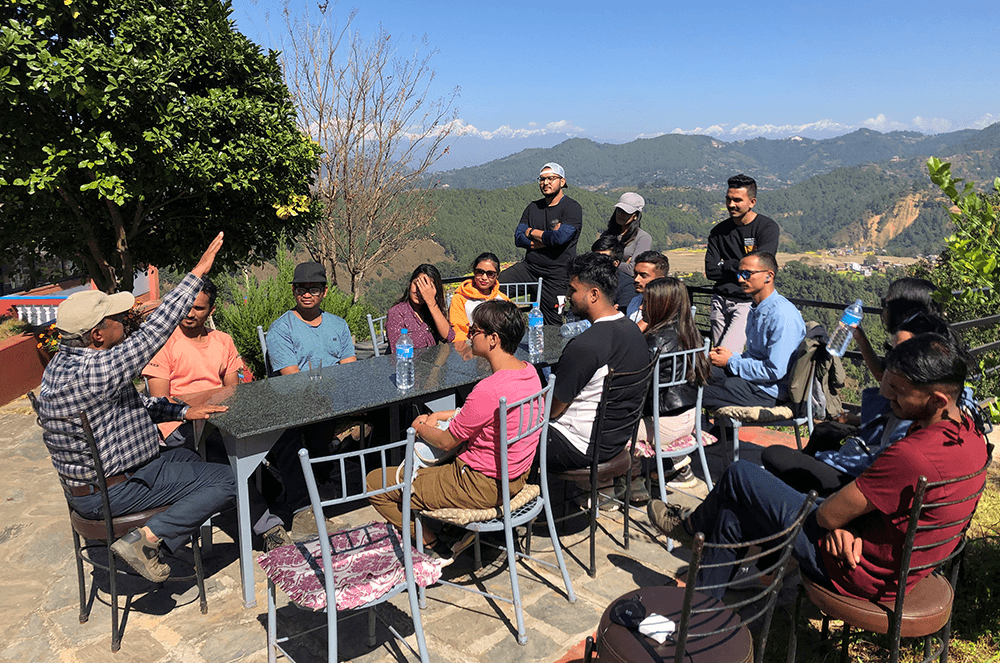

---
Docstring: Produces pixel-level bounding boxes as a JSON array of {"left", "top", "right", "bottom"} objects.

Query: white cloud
[
  {"left": 440, "top": 118, "right": 585, "bottom": 140},
  {"left": 971, "top": 113, "right": 999, "bottom": 129}
]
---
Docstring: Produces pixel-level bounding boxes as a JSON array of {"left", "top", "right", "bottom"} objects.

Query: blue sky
[{"left": 231, "top": 0, "right": 999, "bottom": 146}]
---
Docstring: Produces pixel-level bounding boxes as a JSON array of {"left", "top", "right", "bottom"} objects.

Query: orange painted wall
[{"left": 0, "top": 332, "right": 47, "bottom": 406}]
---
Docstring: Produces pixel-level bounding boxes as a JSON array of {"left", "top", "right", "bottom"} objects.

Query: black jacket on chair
[{"left": 646, "top": 327, "right": 698, "bottom": 417}]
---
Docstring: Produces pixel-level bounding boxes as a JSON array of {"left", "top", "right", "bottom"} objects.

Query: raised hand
[{"left": 191, "top": 232, "right": 225, "bottom": 278}]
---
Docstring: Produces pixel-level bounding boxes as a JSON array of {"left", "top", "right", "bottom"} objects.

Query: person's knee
[{"left": 761, "top": 445, "right": 793, "bottom": 473}]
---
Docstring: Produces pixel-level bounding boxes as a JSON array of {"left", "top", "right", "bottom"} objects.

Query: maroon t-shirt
[{"left": 822, "top": 416, "right": 987, "bottom": 601}]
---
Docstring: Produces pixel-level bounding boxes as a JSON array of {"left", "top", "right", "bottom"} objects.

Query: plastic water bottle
[
  {"left": 560, "top": 319, "right": 592, "bottom": 338},
  {"left": 528, "top": 305, "right": 545, "bottom": 362},
  {"left": 396, "top": 328, "right": 415, "bottom": 389},
  {"left": 829, "top": 300, "right": 864, "bottom": 357}
]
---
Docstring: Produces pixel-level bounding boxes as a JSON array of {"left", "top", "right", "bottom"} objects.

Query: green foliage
[
  {"left": 214, "top": 241, "right": 373, "bottom": 377},
  {"left": 0, "top": 0, "right": 320, "bottom": 293},
  {"left": 920, "top": 157, "right": 1000, "bottom": 406}
]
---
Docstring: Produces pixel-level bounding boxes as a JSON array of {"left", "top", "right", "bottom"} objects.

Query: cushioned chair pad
[
  {"left": 714, "top": 404, "right": 795, "bottom": 423},
  {"left": 71, "top": 505, "right": 171, "bottom": 540},
  {"left": 598, "top": 587, "right": 752, "bottom": 663},
  {"left": 421, "top": 484, "right": 540, "bottom": 524},
  {"left": 802, "top": 574, "right": 953, "bottom": 638}
]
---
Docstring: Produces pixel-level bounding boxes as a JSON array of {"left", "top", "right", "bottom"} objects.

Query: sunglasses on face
[
  {"left": 294, "top": 286, "right": 324, "bottom": 296},
  {"left": 736, "top": 269, "right": 769, "bottom": 281},
  {"left": 468, "top": 326, "right": 484, "bottom": 339},
  {"left": 473, "top": 269, "right": 497, "bottom": 279}
]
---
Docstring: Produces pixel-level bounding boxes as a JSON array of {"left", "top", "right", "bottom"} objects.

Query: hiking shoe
[
  {"left": 111, "top": 528, "right": 170, "bottom": 583},
  {"left": 450, "top": 531, "right": 477, "bottom": 558},
  {"left": 614, "top": 475, "right": 651, "bottom": 506},
  {"left": 262, "top": 525, "right": 293, "bottom": 552},
  {"left": 291, "top": 507, "right": 323, "bottom": 540},
  {"left": 647, "top": 500, "right": 696, "bottom": 548},
  {"left": 667, "top": 466, "right": 699, "bottom": 489},
  {"left": 424, "top": 538, "right": 455, "bottom": 567}
]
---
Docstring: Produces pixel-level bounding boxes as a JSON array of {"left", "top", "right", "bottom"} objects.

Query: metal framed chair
[
  {"left": 651, "top": 338, "right": 715, "bottom": 500},
  {"left": 551, "top": 350, "right": 659, "bottom": 577},
  {"left": 260, "top": 429, "right": 433, "bottom": 663},
  {"left": 415, "top": 375, "right": 576, "bottom": 644},
  {"left": 710, "top": 336, "right": 820, "bottom": 464},
  {"left": 787, "top": 447, "right": 992, "bottom": 663},
  {"left": 587, "top": 491, "right": 817, "bottom": 663},
  {"left": 498, "top": 277, "right": 543, "bottom": 308},
  {"left": 28, "top": 393, "right": 208, "bottom": 653},
  {"left": 256, "top": 324, "right": 274, "bottom": 376},
  {"left": 366, "top": 314, "right": 389, "bottom": 358}
]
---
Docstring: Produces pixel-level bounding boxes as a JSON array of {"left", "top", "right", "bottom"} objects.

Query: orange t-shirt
[{"left": 143, "top": 328, "right": 242, "bottom": 437}]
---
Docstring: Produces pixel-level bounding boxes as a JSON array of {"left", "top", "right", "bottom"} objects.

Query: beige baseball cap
[{"left": 57, "top": 290, "right": 135, "bottom": 338}]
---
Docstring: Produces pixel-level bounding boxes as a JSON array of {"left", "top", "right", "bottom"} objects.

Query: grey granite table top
[{"left": 194, "top": 326, "right": 567, "bottom": 439}]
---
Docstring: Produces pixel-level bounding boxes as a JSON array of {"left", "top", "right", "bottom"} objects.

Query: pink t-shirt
[
  {"left": 143, "top": 328, "right": 242, "bottom": 437},
  {"left": 448, "top": 362, "right": 543, "bottom": 479}
]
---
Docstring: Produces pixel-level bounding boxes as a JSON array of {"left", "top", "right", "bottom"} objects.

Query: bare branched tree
[{"left": 280, "top": 8, "right": 458, "bottom": 299}]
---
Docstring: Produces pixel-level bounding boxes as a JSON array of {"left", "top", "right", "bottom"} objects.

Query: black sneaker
[
  {"left": 111, "top": 528, "right": 170, "bottom": 582},
  {"left": 646, "top": 500, "right": 696, "bottom": 548},
  {"left": 666, "top": 466, "right": 698, "bottom": 489}
]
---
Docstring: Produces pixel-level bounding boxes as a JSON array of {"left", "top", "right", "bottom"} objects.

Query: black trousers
[
  {"left": 760, "top": 421, "right": 859, "bottom": 497},
  {"left": 498, "top": 261, "right": 566, "bottom": 326}
]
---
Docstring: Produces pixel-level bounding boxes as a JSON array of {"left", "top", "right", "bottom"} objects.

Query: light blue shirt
[
  {"left": 725, "top": 290, "right": 805, "bottom": 399},
  {"left": 626, "top": 294, "right": 643, "bottom": 323},
  {"left": 267, "top": 310, "right": 355, "bottom": 372}
]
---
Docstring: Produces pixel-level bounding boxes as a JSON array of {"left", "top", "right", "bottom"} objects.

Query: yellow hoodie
[{"left": 449, "top": 279, "right": 511, "bottom": 342}]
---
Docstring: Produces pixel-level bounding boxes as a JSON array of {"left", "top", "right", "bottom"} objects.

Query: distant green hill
[{"left": 435, "top": 124, "right": 1000, "bottom": 191}]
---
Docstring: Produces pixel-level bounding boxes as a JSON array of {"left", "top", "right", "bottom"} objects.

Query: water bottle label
[
  {"left": 530, "top": 317, "right": 543, "bottom": 328},
  {"left": 396, "top": 346, "right": 413, "bottom": 359},
  {"left": 842, "top": 311, "right": 862, "bottom": 325}
]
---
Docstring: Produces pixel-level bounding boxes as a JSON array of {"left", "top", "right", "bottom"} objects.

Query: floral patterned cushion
[
  {"left": 257, "top": 521, "right": 442, "bottom": 612},
  {"left": 634, "top": 430, "right": 719, "bottom": 458}
]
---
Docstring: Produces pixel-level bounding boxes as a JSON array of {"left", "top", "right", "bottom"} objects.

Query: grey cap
[
  {"left": 56, "top": 289, "right": 135, "bottom": 338},
  {"left": 291, "top": 261, "right": 327, "bottom": 284},
  {"left": 539, "top": 162, "right": 565, "bottom": 179},
  {"left": 614, "top": 192, "right": 645, "bottom": 215}
]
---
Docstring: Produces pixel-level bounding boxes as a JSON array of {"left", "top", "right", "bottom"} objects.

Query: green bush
[{"left": 215, "top": 242, "right": 374, "bottom": 377}]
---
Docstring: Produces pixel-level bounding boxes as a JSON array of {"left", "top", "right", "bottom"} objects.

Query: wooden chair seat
[
  {"left": 597, "top": 587, "right": 753, "bottom": 663},
  {"left": 554, "top": 447, "right": 632, "bottom": 485},
  {"left": 70, "top": 505, "right": 171, "bottom": 541},
  {"left": 802, "top": 574, "right": 953, "bottom": 639}
]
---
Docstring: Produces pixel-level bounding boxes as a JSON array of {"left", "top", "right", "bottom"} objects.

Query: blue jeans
[
  {"left": 69, "top": 448, "right": 236, "bottom": 553},
  {"left": 686, "top": 460, "right": 830, "bottom": 599}
]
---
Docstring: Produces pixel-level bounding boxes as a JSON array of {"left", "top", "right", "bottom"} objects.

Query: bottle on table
[
  {"left": 396, "top": 328, "right": 415, "bottom": 390},
  {"left": 560, "top": 315, "right": 591, "bottom": 338},
  {"left": 528, "top": 305, "right": 545, "bottom": 362},
  {"left": 829, "top": 299, "right": 864, "bottom": 357}
]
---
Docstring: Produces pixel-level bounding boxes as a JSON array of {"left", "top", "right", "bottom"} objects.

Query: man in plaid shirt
[{"left": 38, "top": 233, "right": 236, "bottom": 582}]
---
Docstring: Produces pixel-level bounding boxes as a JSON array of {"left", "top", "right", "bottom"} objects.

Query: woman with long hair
[
  {"left": 601, "top": 192, "right": 652, "bottom": 277},
  {"left": 637, "top": 277, "right": 710, "bottom": 491},
  {"left": 449, "top": 252, "right": 510, "bottom": 343},
  {"left": 386, "top": 264, "right": 455, "bottom": 352}
]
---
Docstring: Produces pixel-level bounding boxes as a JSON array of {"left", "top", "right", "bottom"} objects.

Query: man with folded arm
[
  {"left": 648, "top": 333, "right": 988, "bottom": 601},
  {"left": 38, "top": 234, "right": 236, "bottom": 583}
]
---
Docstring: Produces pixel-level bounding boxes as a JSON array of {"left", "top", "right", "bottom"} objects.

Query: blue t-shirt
[{"left": 266, "top": 311, "right": 355, "bottom": 372}]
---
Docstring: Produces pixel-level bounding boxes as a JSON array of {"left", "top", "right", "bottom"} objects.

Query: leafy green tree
[
  {"left": 0, "top": 0, "right": 320, "bottom": 293},
  {"left": 921, "top": 157, "right": 1000, "bottom": 407}
]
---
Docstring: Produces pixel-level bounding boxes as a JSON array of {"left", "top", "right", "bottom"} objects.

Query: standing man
[
  {"left": 625, "top": 251, "right": 670, "bottom": 329},
  {"left": 499, "top": 162, "right": 583, "bottom": 325},
  {"left": 705, "top": 174, "right": 780, "bottom": 353},
  {"left": 547, "top": 253, "right": 649, "bottom": 471},
  {"left": 702, "top": 252, "right": 805, "bottom": 411},
  {"left": 37, "top": 234, "right": 237, "bottom": 582},
  {"left": 267, "top": 261, "right": 357, "bottom": 375}
]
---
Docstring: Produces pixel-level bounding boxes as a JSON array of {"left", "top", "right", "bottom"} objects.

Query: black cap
[{"left": 291, "top": 261, "right": 327, "bottom": 284}]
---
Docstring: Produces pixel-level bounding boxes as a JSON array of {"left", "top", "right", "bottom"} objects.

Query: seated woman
[
  {"left": 367, "top": 300, "right": 543, "bottom": 562},
  {"left": 600, "top": 192, "right": 652, "bottom": 277},
  {"left": 628, "top": 277, "right": 710, "bottom": 498},
  {"left": 386, "top": 264, "right": 455, "bottom": 353},
  {"left": 449, "top": 252, "right": 510, "bottom": 343}
]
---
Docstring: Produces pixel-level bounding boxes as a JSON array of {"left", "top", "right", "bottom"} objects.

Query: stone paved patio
[{"left": 1, "top": 393, "right": 793, "bottom": 663}]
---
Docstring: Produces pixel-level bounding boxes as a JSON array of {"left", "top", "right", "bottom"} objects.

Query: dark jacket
[{"left": 646, "top": 326, "right": 699, "bottom": 416}]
